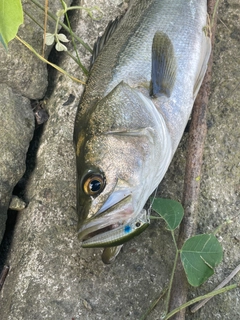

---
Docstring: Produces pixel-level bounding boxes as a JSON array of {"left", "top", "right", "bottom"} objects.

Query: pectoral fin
[
  {"left": 150, "top": 32, "right": 177, "bottom": 98},
  {"left": 193, "top": 34, "right": 211, "bottom": 99}
]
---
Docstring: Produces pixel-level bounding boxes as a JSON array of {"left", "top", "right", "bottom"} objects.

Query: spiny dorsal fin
[
  {"left": 150, "top": 31, "right": 177, "bottom": 98},
  {"left": 90, "top": 16, "right": 123, "bottom": 69}
]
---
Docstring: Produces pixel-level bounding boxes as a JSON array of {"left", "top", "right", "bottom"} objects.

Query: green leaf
[
  {"left": 45, "top": 32, "right": 55, "bottom": 46},
  {"left": 57, "top": 33, "right": 69, "bottom": 43},
  {"left": 0, "top": 0, "right": 23, "bottom": 49},
  {"left": 151, "top": 198, "right": 184, "bottom": 230},
  {"left": 45, "top": 33, "right": 55, "bottom": 46},
  {"left": 55, "top": 41, "right": 67, "bottom": 52},
  {"left": 180, "top": 234, "right": 223, "bottom": 287}
]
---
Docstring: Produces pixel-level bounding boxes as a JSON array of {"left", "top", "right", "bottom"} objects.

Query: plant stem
[
  {"left": 65, "top": 5, "right": 103, "bottom": 20},
  {"left": 42, "top": 0, "right": 48, "bottom": 56},
  {"left": 24, "top": 10, "right": 43, "bottom": 29},
  {"left": 164, "top": 231, "right": 179, "bottom": 314},
  {"left": 140, "top": 286, "right": 169, "bottom": 320},
  {"left": 16, "top": 35, "right": 85, "bottom": 84},
  {"left": 23, "top": 8, "right": 88, "bottom": 76},
  {"left": 164, "top": 283, "right": 238, "bottom": 319},
  {"left": 191, "top": 263, "right": 240, "bottom": 313},
  {"left": 61, "top": 1, "right": 87, "bottom": 75},
  {"left": 54, "top": 12, "right": 59, "bottom": 36},
  {"left": 171, "top": 230, "right": 178, "bottom": 252},
  {"left": 67, "top": 50, "right": 88, "bottom": 76}
]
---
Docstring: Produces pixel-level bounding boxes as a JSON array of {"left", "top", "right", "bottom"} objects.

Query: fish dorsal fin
[
  {"left": 150, "top": 31, "right": 177, "bottom": 98},
  {"left": 90, "top": 16, "right": 122, "bottom": 68},
  {"left": 193, "top": 34, "right": 211, "bottom": 99}
]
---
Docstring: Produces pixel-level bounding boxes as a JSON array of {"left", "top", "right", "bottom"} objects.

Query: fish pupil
[{"left": 90, "top": 180, "right": 101, "bottom": 192}]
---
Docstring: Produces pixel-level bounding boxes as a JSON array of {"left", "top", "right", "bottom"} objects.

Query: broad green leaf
[
  {"left": 0, "top": 0, "right": 23, "bottom": 49},
  {"left": 180, "top": 234, "right": 223, "bottom": 287},
  {"left": 151, "top": 198, "right": 184, "bottom": 230}
]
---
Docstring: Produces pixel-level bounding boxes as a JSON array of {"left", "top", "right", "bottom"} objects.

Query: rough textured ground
[
  {"left": 0, "top": 0, "right": 239, "bottom": 319},
  {"left": 0, "top": 0, "right": 72, "bottom": 243}
]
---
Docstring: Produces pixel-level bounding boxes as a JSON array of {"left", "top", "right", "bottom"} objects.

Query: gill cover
[{"left": 76, "top": 81, "right": 172, "bottom": 225}]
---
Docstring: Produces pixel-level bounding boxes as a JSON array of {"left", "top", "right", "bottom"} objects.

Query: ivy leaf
[
  {"left": 180, "top": 234, "right": 223, "bottom": 286},
  {"left": 151, "top": 198, "right": 184, "bottom": 230},
  {"left": 0, "top": 0, "right": 23, "bottom": 49}
]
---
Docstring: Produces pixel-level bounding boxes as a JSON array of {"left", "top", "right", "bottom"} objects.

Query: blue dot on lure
[{"left": 124, "top": 225, "right": 132, "bottom": 234}]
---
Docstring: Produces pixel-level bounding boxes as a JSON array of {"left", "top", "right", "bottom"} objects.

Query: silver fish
[{"left": 74, "top": 0, "right": 211, "bottom": 262}]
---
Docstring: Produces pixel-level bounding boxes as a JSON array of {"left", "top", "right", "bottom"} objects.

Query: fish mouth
[
  {"left": 78, "top": 195, "right": 134, "bottom": 247},
  {"left": 78, "top": 185, "right": 150, "bottom": 248}
]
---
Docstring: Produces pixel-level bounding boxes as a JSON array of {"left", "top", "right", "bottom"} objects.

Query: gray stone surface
[
  {"left": 0, "top": 0, "right": 73, "bottom": 242},
  {"left": 0, "top": 1, "right": 239, "bottom": 320},
  {"left": 0, "top": 0, "right": 72, "bottom": 99},
  {"left": 0, "top": 84, "right": 34, "bottom": 243}
]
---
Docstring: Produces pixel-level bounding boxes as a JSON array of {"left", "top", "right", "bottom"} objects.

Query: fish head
[
  {"left": 76, "top": 136, "right": 151, "bottom": 247},
  {"left": 75, "top": 82, "right": 172, "bottom": 247}
]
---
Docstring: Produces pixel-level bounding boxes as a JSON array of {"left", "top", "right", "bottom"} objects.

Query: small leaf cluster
[
  {"left": 43, "top": 2, "right": 103, "bottom": 52},
  {"left": 45, "top": 32, "right": 69, "bottom": 52},
  {"left": 0, "top": 0, "right": 102, "bottom": 78}
]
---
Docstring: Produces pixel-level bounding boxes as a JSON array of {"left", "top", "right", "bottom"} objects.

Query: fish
[{"left": 73, "top": 0, "right": 211, "bottom": 263}]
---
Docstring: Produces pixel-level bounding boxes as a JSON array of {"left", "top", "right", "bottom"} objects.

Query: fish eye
[{"left": 83, "top": 174, "right": 105, "bottom": 196}]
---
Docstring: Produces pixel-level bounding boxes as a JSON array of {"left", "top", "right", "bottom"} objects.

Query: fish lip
[{"left": 78, "top": 195, "right": 134, "bottom": 244}]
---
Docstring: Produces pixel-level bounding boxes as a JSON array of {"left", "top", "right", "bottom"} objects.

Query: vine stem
[
  {"left": 191, "top": 263, "right": 240, "bottom": 313},
  {"left": 16, "top": 35, "right": 85, "bottom": 84},
  {"left": 42, "top": 0, "right": 48, "bottom": 56},
  {"left": 164, "top": 231, "right": 180, "bottom": 314},
  {"left": 164, "top": 283, "right": 238, "bottom": 320},
  {"left": 24, "top": 4, "right": 89, "bottom": 76}
]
